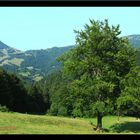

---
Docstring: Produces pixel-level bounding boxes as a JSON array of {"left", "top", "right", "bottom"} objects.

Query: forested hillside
[
  {"left": 0, "top": 67, "right": 49, "bottom": 114},
  {"left": 0, "top": 41, "right": 74, "bottom": 82}
]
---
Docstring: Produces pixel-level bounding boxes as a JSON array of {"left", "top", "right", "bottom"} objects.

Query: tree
[
  {"left": 26, "top": 82, "right": 49, "bottom": 114},
  {"left": 117, "top": 66, "right": 140, "bottom": 119},
  {"left": 58, "top": 19, "right": 136, "bottom": 131},
  {"left": 8, "top": 73, "right": 28, "bottom": 112},
  {"left": 136, "top": 48, "right": 140, "bottom": 66},
  {"left": 0, "top": 69, "right": 28, "bottom": 113},
  {"left": 43, "top": 71, "right": 72, "bottom": 116}
]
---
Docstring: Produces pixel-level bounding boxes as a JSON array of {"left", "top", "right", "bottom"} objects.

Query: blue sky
[{"left": 0, "top": 7, "right": 140, "bottom": 51}]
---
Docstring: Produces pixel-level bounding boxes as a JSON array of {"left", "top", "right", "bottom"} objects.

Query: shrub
[
  {"left": 0, "top": 104, "right": 9, "bottom": 112},
  {"left": 57, "top": 106, "right": 67, "bottom": 116}
]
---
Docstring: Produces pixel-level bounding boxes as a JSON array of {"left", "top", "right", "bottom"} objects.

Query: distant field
[{"left": 0, "top": 111, "right": 140, "bottom": 134}]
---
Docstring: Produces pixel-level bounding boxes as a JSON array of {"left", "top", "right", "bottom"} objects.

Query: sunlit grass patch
[{"left": 0, "top": 112, "right": 140, "bottom": 134}]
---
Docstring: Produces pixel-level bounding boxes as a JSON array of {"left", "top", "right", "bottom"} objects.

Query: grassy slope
[
  {"left": 0, "top": 112, "right": 140, "bottom": 134},
  {"left": 82, "top": 116, "right": 140, "bottom": 134},
  {"left": 0, "top": 112, "right": 93, "bottom": 134}
]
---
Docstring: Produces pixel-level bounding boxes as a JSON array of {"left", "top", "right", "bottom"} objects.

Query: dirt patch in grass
[{"left": 0, "top": 126, "right": 17, "bottom": 131}]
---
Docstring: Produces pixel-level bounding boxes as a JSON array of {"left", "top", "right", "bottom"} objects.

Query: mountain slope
[
  {"left": 24, "top": 46, "right": 74, "bottom": 76},
  {"left": 126, "top": 34, "right": 140, "bottom": 48},
  {"left": 0, "top": 41, "right": 74, "bottom": 82}
]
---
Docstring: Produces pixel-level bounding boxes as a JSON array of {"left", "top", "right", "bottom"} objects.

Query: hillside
[
  {"left": 0, "top": 111, "right": 140, "bottom": 134},
  {"left": 0, "top": 34, "right": 140, "bottom": 82},
  {"left": 0, "top": 41, "right": 74, "bottom": 82},
  {"left": 127, "top": 34, "right": 140, "bottom": 48},
  {"left": 0, "top": 112, "right": 94, "bottom": 134}
]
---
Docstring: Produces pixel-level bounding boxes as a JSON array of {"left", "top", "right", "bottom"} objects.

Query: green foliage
[
  {"left": 117, "top": 67, "right": 140, "bottom": 117},
  {"left": 92, "top": 101, "right": 105, "bottom": 114},
  {"left": 0, "top": 69, "right": 28, "bottom": 113},
  {"left": 0, "top": 68, "right": 50, "bottom": 114},
  {"left": 0, "top": 104, "right": 9, "bottom": 112},
  {"left": 58, "top": 19, "right": 136, "bottom": 129},
  {"left": 49, "top": 103, "right": 59, "bottom": 116},
  {"left": 136, "top": 49, "right": 140, "bottom": 66},
  {"left": 58, "top": 106, "right": 67, "bottom": 116},
  {"left": 25, "top": 82, "right": 50, "bottom": 114},
  {"left": 45, "top": 19, "right": 137, "bottom": 121},
  {"left": 72, "top": 108, "right": 83, "bottom": 118}
]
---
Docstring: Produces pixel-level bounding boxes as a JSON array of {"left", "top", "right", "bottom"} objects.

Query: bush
[
  {"left": 0, "top": 104, "right": 9, "bottom": 112},
  {"left": 49, "top": 103, "right": 58, "bottom": 116},
  {"left": 72, "top": 108, "right": 83, "bottom": 118},
  {"left": 57, "top": 106, "right": 67, "bottom": 116}
]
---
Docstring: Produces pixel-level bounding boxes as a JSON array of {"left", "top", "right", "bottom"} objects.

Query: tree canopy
[{"left": 58, "top": 19, "right": 136, "bottom": 130}]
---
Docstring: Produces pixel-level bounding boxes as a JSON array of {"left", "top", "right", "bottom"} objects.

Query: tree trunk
[{"left": 96, "top": 112, "right": 103, "bottom": 132}]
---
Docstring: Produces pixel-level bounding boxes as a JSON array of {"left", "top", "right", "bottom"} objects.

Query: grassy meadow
[{"left": 0, "top": 111, "right": 140, "bottom": 134}]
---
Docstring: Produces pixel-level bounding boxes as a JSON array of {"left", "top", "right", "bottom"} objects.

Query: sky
[{"left": 0, "top": 7, "right": 140, "bottom": 51}]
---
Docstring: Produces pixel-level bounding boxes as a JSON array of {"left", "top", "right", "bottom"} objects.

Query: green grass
[
  {"left": 82, "top": 116, "right": 140, "bottom": 134},
  {"left": 0, "top": 111, "right": 140, "bottom": 134},
  {"left": 0, "top": 112, "right": 94, "bottom": 134}
]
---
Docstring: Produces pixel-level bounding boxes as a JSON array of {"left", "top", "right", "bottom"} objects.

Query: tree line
[{"left": 0, "top": 67, "right": 49, "bottom": 114}]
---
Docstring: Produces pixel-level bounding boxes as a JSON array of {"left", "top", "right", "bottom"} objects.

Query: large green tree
[{"left": 59, "top": 19, "right": 136, "bottom": 131}]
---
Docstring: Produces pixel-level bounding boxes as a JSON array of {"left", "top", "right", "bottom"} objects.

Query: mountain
[
  {"left": 124, "top": 35, "right": 140, "bottom": 66},
  {"left": 0, "top": 41, "right": 11, "bottom": 49},
  {"left": 0, "top": 34, "right": 140, "bottom": 82},
  {"left": 0, "top": 42, "right": 25, "bottom": 69},
  {"left": 23, "top": 46, "right": 74, "bottom": 79},
  {"left": 0, "top": 41, "right": 74, "bottom": 82},
  {"left": 126, "top": 34, "right": 140, "bottom": 48}
]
